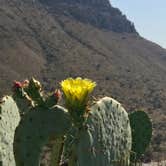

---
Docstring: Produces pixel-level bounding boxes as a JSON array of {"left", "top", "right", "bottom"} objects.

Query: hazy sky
[{"left": 111, "top": 0, "right": 166, "bottom": 49}]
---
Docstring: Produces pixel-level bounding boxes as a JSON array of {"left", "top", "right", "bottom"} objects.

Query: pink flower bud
[
  {"left": 22, "top": 79, "right": 29, "bottom": 88},
  {"left": 13, "top": 81, "right": 22, "bottom": 89},
  {"left": 54, "top": 89, "right": 62, "bottom": 101}
]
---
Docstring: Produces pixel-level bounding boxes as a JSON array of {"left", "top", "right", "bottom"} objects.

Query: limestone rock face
[
  {"left": 40, "top": 0, "right": 110, "bottom": 7},
  {"left": 39, "top": 0, "right": 137, "bottom": 33}
]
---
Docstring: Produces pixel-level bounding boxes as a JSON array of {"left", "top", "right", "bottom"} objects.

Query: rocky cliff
[{"left": 39, "top": 0, "right": 137, "bottom": 33}]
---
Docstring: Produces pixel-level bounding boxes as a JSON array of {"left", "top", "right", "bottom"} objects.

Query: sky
[{"left": 110, "top": 0, "right": 166, "bottom": 49}]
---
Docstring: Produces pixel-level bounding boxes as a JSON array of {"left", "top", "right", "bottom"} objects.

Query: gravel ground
[{"left": 143, "top": 160, "right": 166, "bottom": 166}]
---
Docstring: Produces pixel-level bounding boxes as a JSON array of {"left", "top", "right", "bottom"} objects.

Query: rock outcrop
[{"left": 39, "top": 0, "right": 137, "bottom": 33}]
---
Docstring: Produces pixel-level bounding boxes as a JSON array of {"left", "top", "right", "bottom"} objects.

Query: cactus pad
[
  {"left": 129, "top": 110, "right": 152, "bottom": 160},
  {"left": 0, "top": 96, "right": 21, "bottom": 166},
  {"left": 40, "top": 136, "right": 64, "bottom": 166},
  {"left": 74, "top": 97, "right": 132, "bottom": 166},
  {"left": 14, "top": 105, "right": 71, "bottom": 166}
]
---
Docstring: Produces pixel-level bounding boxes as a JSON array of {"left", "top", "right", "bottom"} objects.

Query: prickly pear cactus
[
  {"left": 40, "top": 136, "right": 64, "bottom": 166},
  {"left": 129, "top": 110, "right": 152, "bottom": 161},
  {"left": 12, "top": 93, "right": 34, "bottom": 115},
  {"left": 70, "top": 97, "right": 132, "bottom": 166},
  {"left": 0, "top": 96, "right": 21, "bottom": 166},
  {"left": 14, "top": 105, "right": 72, "bottom": 166},
  {"left": 12, "top": 78, "right": 61, "bottom": 115},
  {"left": 49, "top": 136, "right": 65, "bottom": 166}
]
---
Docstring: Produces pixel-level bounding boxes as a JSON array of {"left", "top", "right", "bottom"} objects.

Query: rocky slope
[
  {"left": 39, "top": 0, "right": 137, "bottom": 33},
  {"left": 0, "top": 0, "right": 165, "bottom": 159}
]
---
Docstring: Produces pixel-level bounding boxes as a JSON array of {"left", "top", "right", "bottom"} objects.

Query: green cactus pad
[
  {"left": 50, "top": 136, "right": 64, "bottom": 166},
  {"left": 0, "top": 96, "right": 21, "bottom": 166},
  {"left": 14, "top": 105, "right": 72, "bottom": 166},
  {"left": 73, "top": 97, "right": 132, "bottom": 166},
  {"left": 129, "top": 110, "right": 152, "bottom": 160},
  {"left": 22, "top": 78, "right": 44, "bottom": 106},
  {"left": 13, "top": 93, "right": 34, "bottom": 115},
  {"left": 40, "top": 136, "right": 64, "bottom": 166}
]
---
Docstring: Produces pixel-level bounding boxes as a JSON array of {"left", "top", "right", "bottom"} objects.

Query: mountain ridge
[{"left": 38, "top": 0, "right": 137, "bottom": 33}]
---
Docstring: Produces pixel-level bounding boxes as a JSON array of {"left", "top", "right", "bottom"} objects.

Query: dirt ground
[{"left": 143, "top": 160, "right": 166, "bottom": 166}]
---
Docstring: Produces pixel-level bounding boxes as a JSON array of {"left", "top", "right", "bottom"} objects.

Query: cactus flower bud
[
  {"left": 13, "top": 81, "right": 22, "bottom": 89},
  {"left": 22, "top": 79, "right": 29, "bottom": 88},
  {"left": 31, "top": 78, "right": 42, "bottom": 90},
  {"left": 54, "top": 89, "right": 62, "bottom": 101}
]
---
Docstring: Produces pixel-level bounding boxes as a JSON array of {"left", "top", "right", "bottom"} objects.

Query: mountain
[
  {"left": 39, "top": 0, "right": 137, "bottom": 33},
  {"left": 0, "top": 0, "right": 165, "bottom": 158}
]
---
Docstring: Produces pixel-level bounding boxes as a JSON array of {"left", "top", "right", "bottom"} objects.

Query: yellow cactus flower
[{"left": 60, "top": 77, "right": 96, "bottom": 113}]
